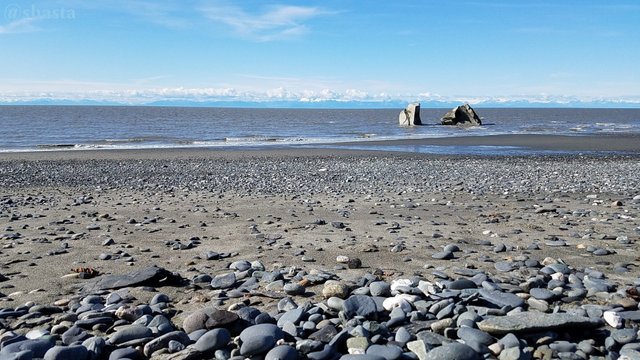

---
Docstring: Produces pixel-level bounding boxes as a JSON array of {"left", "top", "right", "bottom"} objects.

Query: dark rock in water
[
  {"left": 399, "top": 103, "right": 422, "bottom": 126},
  {"left": 424, "top": 342, "right": 481, "bottom": 360},
  {"left": 478, "top": 311, "right": 602, "bottom": 335},
  {"left": 80, "top": 266, "right": 177, "bottom": 293},
  {"left": 441, "top": 104, "right": 482, "bottom": 126}
]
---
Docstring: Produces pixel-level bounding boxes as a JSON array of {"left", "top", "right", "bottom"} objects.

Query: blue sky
[{"left": 1, "top": 0, "right": 639, "bottom": 105}]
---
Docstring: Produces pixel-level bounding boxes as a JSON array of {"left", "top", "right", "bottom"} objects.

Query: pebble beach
[{"left": 1, "top": 147, "right": 640, "bottom": 360}]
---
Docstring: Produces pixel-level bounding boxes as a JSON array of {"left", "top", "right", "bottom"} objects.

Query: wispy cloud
[
  {"left": 113, "top": 0, "right": 191, "bottom": 28},
  {"left": 0, "top": 18, "right": 41, "bottom": 34},
  {"left": 200, "top": 2, "right": 332, "bottom": 41}
]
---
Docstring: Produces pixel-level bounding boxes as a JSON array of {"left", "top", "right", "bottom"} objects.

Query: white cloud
[
  {"left": 1, "top": 81, "right": 639, "bottom": 106},
  {"left": 200, "top": 3, "right": 331, "bottom": 41},
  {"left": 0, "top": 18, "right": 41, "bottom": 34}
]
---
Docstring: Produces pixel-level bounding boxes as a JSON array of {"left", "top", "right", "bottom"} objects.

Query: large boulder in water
[
  {"left": 441, "top": 104, "right": 482, "bottom": 126},
  {"left": 399, "top": 103, "right": 422, "bottom": 126}
]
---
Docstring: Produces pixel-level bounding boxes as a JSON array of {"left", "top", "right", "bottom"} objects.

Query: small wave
[
  {"left": 224, "top": 136, "right": 280, "bottom": 143},
  {"left": 103, "top": 138, "right": 148, "bottom": 143},
  {"left": 36, "top": 144, "right": 76, "bottom": 149}
]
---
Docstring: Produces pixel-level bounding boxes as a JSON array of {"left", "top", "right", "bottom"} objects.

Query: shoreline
[{"left": 1, "top": 133, "right": 640, "bottom": 160}]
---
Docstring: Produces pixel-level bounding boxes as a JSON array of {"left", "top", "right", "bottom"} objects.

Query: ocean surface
[{"left": 0, "top": 106, "right": 639, "bottom": 154}]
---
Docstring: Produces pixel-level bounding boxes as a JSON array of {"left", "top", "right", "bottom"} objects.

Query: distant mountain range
[{"left": 1, "top": 98, "right": 639, "bottom": 108}]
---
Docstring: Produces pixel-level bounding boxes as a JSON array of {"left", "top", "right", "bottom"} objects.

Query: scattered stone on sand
[{"left": 0, "top": 153, "right": 639, "bottom": 360}]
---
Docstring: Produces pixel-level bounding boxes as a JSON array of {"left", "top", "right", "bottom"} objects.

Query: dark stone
[
  {"left": 478, "top": 289, "right": 524, "bottom": 308},
  {"left": 424, "top": 342, "right": 481, "bottom": 360},
  {"left": 440, "top": 104, "right": 482, "bottom": 126},
  {"left": 193, "top": 328, "right": 231, "bottom": 353},
  {"left": 239, "top": 324, "right": 285, "bottom": 356},
  {"left": 343, "top": 295, "right": 378, "bottom": 319},
  {"left": 266, "top": 345, "right": 299, "bottom": 360},
  {"left": 43, "top": 345, "right": 89, "bottom": 360},
  {"left": 447, "top": 279, "right": 477, "bottom": 290},
  {"left": 81, "top": 266, "right": 178, "bottom": 293},
  {"left": 478, "top": 312, "right": 602, "bottom": 335}
]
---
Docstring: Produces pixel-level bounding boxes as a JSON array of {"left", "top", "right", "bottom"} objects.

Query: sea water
[{"left": 0, "top": 106, "right": 639, "bottom": 153}]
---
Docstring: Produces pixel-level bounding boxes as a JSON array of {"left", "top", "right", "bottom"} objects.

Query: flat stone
[
  {"left": 457, "top": 327, "right": 494, "bottom": 346},
  {"left": 478, "top": 312, "right": 602, "bottom": 335},
  {"left": 61, "top": 326, "right": 89, "bottom": 345},
  {"left": 343, "top": 295, "right": 378, "bottom": 319},
  {"left": 1, "top": 337, "right": 56, "bottom": 359},
  {"left": 366, "top": 344, "right": 403, "bottom": 360},
  {"left": 494, "top": 262, "right": 513, "bottom": 272},
  {"left": 108, "top": 324, "right": 152, "bottom": 345},
  {"left": 278, "top": 307, "right": 305, "bottom": 327},
  {"left": 211, "top": 272, "right": 236, "bottom": 289},
  {"left": 369, "top": 281, "right": 391, "bottom": 297},
  {"left": 447, "top": 279, "right": 477, "bottom": 290},
  {"left": 432, "top": 251, "right": 454, "bottom": 260},
  {"left": 478, "top": 289, "right": 524, "bottom": 308},
  {"left": 193, "top": 328, "right": 231, "bottom": 353},
  {"left": 424, "top": 342, "right": 481, "bottom": 360},
  {"left": 266, "top": 345, "right": 299, "bottom": 360},
  {"left": 143, "top": 331, "right": 190, "bottom": 357},
  {"left": 80, "top": 266, "right": 174, "bottom": 292},
  {"left": 43, "top": 345, "right": 88, "bottom": 360},
  {"left": 340, "top": 355, "right": 386, "bottom": 360},
  {"left": 283, "top": 283, "right": 305, "bottom": 295},
  {"left": 618, "top": 311, "right": 640, "bottom": 321},
  {"left": 529, "top": 288, "right": 556, "bottom": 301},
  {"left": 545, "top": 240, "right": 567, "bottom": 247},
  {"left": 239, "top": 323, "right": 284, "bottom": 356},
  {"left": 611, "top": 328, "right": 637, "bottom": 345},
  {"left": 416, "top": 331, "right": 451, "bottom": 349}
]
